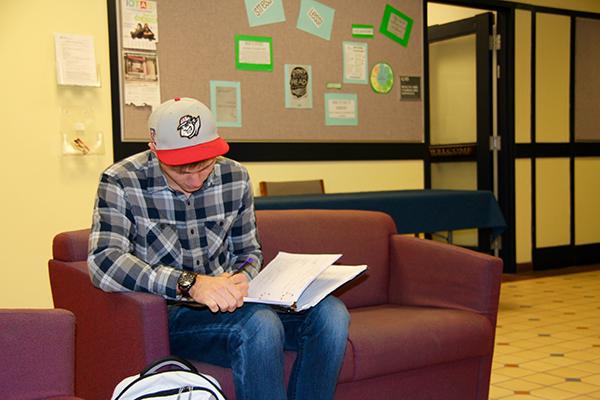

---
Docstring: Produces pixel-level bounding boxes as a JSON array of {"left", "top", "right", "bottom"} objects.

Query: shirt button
[
  {"left": 190, "top": 229, "right": 195, "bottom": 235},
  {"left": 196, "top": 260, "right": 200, "bottom": 266}
]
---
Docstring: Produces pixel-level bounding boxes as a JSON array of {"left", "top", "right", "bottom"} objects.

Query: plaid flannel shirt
[{"left": 88, "top": 151, "right": 262, "bottom": 300}]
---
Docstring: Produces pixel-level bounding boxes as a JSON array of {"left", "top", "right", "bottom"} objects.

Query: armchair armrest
[
  {"left": 49, "top": 260, "right": 170, "bottom": 400},
  {"left": 0, "top": 309, "right": 78, "bottom": 399},
  {"left": 389, "top": 235, "right": 502, "bottom": 325}
]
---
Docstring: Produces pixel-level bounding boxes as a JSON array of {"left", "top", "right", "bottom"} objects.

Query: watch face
[{"left": 178, "top": 271, "right": 196, "bottom": 292}]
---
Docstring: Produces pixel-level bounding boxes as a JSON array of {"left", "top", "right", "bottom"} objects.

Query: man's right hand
[{"left": 188, "top": 273, "right": 249, "bottom": 313}]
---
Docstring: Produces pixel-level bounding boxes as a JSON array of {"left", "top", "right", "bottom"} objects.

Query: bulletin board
[{"left": 112, "top": 0, "right": 424, "bottom": 146}]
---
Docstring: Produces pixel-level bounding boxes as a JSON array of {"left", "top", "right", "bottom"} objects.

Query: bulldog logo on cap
[{"left": 177, "top": 115, "right": 201, "bottom": 139}]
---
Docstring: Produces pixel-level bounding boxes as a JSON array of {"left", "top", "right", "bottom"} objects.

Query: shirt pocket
[
  {"left": 136, "top": 218, "right": 183, "bottom": 267},
  {"left": 203, "top": 214, "right": 236, "bottom": 263}
]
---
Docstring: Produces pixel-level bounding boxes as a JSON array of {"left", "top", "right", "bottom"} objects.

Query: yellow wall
[
  {"left": 427, "top": 4, "right": 489, "bottom": 26},
  {"left": 536, "top": 158, "right": 571, "bottom": 248},
  {"left": 535, "top": 13, "right": 570, "bottom": 142},
  {"left": 507, "top": 0, "right": 600, "bottom": 12},
  {"left": 247, "top": 161, "right": 423, "bottom": 195},
  {"left": 0, "top": 0, "right": 114, "bottom": 308},
  {"left": 515, "top": 10, "right": 532, "bottom": 144},
  {"left": 515, "top": 160, "right": 532, "bottom": 263}
]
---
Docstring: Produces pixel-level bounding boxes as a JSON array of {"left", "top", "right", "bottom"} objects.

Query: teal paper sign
[
  {"left": 297, "top": 0, "right": 335, "bottom": 41},
  {"left": 325, "top": 93, "right": 358, "bottom": 126},
  {"left": 244, "top": 0, "right": 286, "bottom": 27},
  {"left": 210, "top": 80, "right": 242, "bottom": 127},
  {"left": 379, "top": 4, "right": 413, "bottom": 47}
]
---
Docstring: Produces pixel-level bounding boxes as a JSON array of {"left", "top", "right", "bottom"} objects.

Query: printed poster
[
  {"left": 121, "top": 0, "right": 159, "bottom": 50},
  {"left": 285, "top": 64, "right": 313, "bottom": 109},
  {"left": 123, "top": 51, "right": 161, "bottom": 109}
]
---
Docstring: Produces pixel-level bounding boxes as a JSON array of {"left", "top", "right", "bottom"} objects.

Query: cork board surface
[{"left": 118, "top": 0, "right": 423, "bottom": 143}]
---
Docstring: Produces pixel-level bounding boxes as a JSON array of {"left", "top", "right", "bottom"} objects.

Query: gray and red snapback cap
[{"left": 148, "top": 97, "right": 229, "bottom": 165}]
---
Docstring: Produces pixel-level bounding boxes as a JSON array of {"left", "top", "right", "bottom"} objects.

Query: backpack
[{"left": 111, "top": 356, "right": 227, "bottom": 400}]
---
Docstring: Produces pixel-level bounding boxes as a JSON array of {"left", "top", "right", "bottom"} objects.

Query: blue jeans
[{"left": 168, "top": 296, "right": 349, "bottom": 400}]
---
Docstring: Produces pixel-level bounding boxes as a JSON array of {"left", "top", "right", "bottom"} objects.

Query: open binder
[{"left": 244, "top": 252, "right": 367, "bottom": 312}]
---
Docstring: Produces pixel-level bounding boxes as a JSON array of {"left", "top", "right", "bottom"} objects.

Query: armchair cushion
[{"left": 348, "top": 305, "right": 493, "bottom": 380}]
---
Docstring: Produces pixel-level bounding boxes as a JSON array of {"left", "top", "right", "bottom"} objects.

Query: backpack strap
[{"left": 140, "top": 356, "right": 199, "bottom": 377}]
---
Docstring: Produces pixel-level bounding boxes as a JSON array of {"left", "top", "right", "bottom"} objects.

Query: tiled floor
[{"left": 490, "top": 269, "right": 600, "bottom": 399}]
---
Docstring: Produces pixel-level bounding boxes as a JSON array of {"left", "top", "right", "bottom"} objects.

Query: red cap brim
[{"left": 155, "top": 137, "right": 229, "bottom": 166}]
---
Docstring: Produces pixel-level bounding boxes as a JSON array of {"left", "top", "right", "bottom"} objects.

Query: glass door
[{"left": 427, "top": 12, "right": 496, "bottom": 250}]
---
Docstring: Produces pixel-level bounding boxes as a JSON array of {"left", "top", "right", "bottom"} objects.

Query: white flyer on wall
[
  {"left": 343, "top": 41, "right": 368, "bottom": 84},
  {"left": 54, "top": 33, "right": 99, "bottom": 87},
  {"left": 121, "top": 0, "right": 158, "bottom": 50},
  {"left": 210, "top": 81, "right": 242, "bottom": 128},
  {"left": 124, "top": 82, "right": 161, "bottom": 109},
  {"left": 238, "top": 40, "right": 271, "bottom": 65}
]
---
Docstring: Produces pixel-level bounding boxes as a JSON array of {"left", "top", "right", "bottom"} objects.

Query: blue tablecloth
[{"left": 255, "top": 189, "right": 506, "bottom": 236}]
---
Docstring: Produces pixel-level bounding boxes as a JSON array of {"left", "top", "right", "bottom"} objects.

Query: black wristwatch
[{"left": 177, "top": 271, "right": 197, "bottom": 297}]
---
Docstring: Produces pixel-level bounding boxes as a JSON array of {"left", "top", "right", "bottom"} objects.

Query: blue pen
[{"left": 233, "top": 257, "right": 255, "bottom": 275}]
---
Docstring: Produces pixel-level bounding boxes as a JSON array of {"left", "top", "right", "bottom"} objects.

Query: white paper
[
  {"left": 54, "top": 33, "right": 99, "bottom": 87},
  {"left": 239, "top": 40, "right": 271, "bottom": 65},
  {"left": 327, "top": 98, "right": 356, "bottom": 119},
  {"left": 387, "top": 13, "right": 408, "bottom": 39},
  {"left": 246, "top": 252, "right": 341, "bottom": 305},
  {"left": 215, "top": 86, "right": 239, "bottom": 123},
  {"left": 295, "top": 265, "right": 367, "bottom": 311},
  {"left": 124, "top": 81, "right": 161, "bottom": 109},
  {"left": 343, "top": 42, "right": 367, "bottom": 82}
]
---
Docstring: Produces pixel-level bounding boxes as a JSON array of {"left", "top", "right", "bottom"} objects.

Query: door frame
[{"left": 424, "top": 4, "right": 516, "bottom": 271}]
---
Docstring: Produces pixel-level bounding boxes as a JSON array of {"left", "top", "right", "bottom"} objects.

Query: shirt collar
[
  {"left": 147, "top": 151, "right": 169, "bottom": 193},
  {"left": 204, "top": 162, "right": 221, "bottom": 188}
]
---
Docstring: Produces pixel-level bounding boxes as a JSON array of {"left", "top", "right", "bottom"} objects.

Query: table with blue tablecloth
[{"left": 254, "top": 189, "right": 506, "bottom": 238}]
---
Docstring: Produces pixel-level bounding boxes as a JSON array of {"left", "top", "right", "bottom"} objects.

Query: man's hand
[{"left": 188, "top": 273, "right": 249, "bottom": 313}]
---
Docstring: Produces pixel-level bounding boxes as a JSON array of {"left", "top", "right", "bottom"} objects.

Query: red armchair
[
  {"left": 0, "top": 309, "right": 82, "bottom": 400},
  {"left": 49, "top": 209, "right": 502, "bottom": 400}
]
